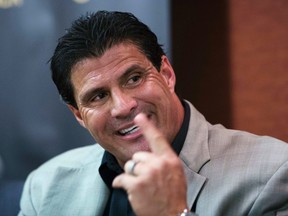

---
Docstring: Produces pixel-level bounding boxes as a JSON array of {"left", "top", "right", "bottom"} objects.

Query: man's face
[{"left": 69, "top": 43, "right": 183, "bottom": 167}]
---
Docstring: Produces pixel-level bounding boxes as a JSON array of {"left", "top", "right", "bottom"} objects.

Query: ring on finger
[{"left": 126, "top": 160, "right": 138, "bottom": 176}]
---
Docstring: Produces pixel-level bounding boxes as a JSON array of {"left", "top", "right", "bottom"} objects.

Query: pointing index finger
[{"left": 134, "top": 113, "right": 173, "bottom": 155}]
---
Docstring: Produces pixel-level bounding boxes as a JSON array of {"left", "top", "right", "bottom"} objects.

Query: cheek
[
  {"left": 145, "top": 75, "right": 172, "bottom": 97},
  {"left": 80, "top": 108, "right": 107, "bottom": 135},
  {"left": 142, "top": 80, "right": 173, "bottom": 106}
]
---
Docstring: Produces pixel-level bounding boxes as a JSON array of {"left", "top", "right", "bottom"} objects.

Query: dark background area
[
  {"left": 171, "top": 1, "right": 231, "bottom": 128},
  {"left": 171, "top": 0, "right": 288, "bottom": 141}
]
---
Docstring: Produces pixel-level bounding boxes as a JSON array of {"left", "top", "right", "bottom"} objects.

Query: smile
[{"left": 118, "top": 125, "right": 140, "bottom": 136}]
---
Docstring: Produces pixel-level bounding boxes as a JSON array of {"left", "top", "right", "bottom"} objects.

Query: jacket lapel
[
  {"left": 183, "top": 164, "right": 207, "bottom": 209},
  {"left": 180, "top": 101, "right": 211, "bottom": 209}
]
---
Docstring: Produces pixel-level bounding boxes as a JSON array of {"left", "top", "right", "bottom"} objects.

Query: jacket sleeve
[{"left": 248, "top": 160, "right": 288, "bottom": 215}]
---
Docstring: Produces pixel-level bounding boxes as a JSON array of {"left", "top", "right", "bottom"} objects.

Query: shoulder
[
  {"left": 26, "top": 144, "right": 105, "bottom": 186},
  {"left": 208, "top": 124, "right": 288, "bottom": 161},
  {"left": 206, "top": 124, "right": 288, "bottom": 185},
  {"left": 19, "top": 144, "right": 106, "bottom": 215},
  {"left": 37, "top": 144, "right": 104, "bottom": 170}
]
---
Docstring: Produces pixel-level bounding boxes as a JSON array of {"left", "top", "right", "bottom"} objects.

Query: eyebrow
[{"left": 119, "top": 64, "right": 147, "bottom": 81}]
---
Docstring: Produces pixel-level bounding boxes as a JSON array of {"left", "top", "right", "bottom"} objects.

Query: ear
[
  {"left": 67, "top": 104, "right": 86, "bottom": 128},
  {"left": 159, "top": 56, "right": 176, "bottom": 92}
]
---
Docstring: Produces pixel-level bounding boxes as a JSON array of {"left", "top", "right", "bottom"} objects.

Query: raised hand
[{"left": 113, "top": 113, "right": 188, "bottom": 216}]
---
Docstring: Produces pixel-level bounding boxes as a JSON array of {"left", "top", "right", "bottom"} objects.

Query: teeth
[{"left": 119, "top": 125, "right": 139, "bottom": 135}]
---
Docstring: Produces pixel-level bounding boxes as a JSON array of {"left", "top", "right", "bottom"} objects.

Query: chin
[{"left": 129, "top": 139, "right": 151, "bottom": 155}]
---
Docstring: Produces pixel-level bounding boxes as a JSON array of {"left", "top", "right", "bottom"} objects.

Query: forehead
[
  {"left": 72, "top": 42, "right": 149, "bottom": 76},
  {"left": 70, "top": 43, "right": 152, "bottom": 94}
]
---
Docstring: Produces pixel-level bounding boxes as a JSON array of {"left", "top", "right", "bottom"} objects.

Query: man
[{"left": 18, "top": 11, "right": 288, "bottom": 216}]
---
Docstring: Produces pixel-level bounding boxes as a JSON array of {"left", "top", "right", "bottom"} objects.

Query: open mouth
[{"left": 118, "top": 125, "right": 140, "bottom": 136}]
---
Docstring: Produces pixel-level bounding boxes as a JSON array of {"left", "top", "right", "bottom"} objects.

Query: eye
[
  {"left": 126, "top": 74, "right": 142, "bottom": 86},
  {"left": 91, "top": 91, "right": 108, "bottom": 102}
]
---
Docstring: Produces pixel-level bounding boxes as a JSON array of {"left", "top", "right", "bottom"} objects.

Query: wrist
[{"left": 177, "top": 208, "right": 198, "bottom": 216}]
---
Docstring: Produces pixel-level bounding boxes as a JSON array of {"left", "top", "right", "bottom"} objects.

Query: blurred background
[{"left": 0, "top": 0, "right": 288, "bottom": 215}]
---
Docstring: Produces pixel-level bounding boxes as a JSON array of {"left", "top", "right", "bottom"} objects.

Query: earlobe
[
  {"left": 67, "top": 104, "right": 86, "bottom": 128},
  {"left": 160, "top": 56, "right": 176, "bottom": 91}
]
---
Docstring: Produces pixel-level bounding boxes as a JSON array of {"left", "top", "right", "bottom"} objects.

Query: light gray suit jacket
[{"left": 18, "top": 102, "right": 288, "bottom": 216}]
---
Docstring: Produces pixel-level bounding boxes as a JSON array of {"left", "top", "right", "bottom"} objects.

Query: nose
[{"left": 111, "top": 89, "right": 137, "bottom": 118}]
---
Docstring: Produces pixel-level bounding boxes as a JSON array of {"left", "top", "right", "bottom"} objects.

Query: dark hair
[{"left": 50, "top": 11, "right": 165, "bottom": 108}]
